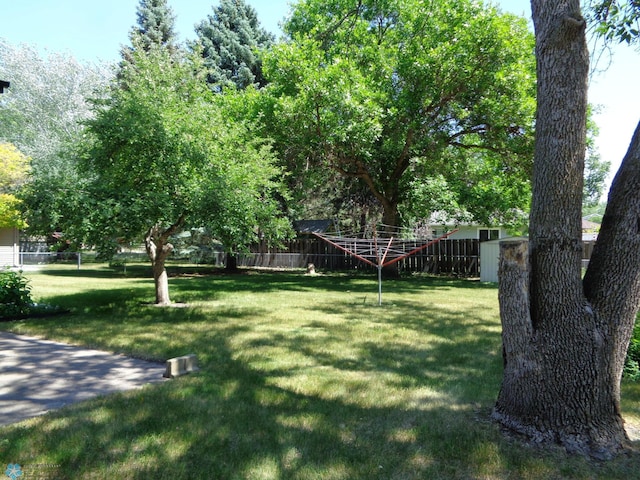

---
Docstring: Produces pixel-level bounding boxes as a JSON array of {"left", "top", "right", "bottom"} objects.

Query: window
[{"left": 479, "top": 228, "right": 500, "bottom": 242}]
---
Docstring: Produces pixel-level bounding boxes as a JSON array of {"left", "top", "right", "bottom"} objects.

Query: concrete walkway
[{"left": 0, "top": 331, "right": 167, "bottom": 427}]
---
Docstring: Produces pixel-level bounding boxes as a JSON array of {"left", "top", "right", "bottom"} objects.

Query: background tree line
[
  {"left": 2, "top": 0, "right": 640, "bottom": 459},
  {"left": 1, "top": 0, "right": 544, "bottom": 291},
  {"left": 1, "top": 0, "right": 610, "bottom": 246}
]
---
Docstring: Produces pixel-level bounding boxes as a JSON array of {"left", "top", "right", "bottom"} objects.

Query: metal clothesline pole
[
  {"left": 378, "top": 264, "right": 383, "bottom": 306},
  {"left": 313, "top": 227, "right": 460, "bottom": 307},
  {"left": 374, "top": 233, "right": 394, "bottom": 306}
]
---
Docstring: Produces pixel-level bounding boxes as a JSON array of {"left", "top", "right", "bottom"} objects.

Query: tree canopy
[
  {"left": 0, "top": 38, "right": 110, "bottom": 236},
  {"left": 130, "top": 0, "right": 178, "bottom": 53},
  {"left": 263, "top": 0, "right": 536, "bottom": 232},
  {"left": 588, "top": 0, "right": 640, "bottom": 45},
  {"left": 0, "top": 143, "right": 29, "bottom": 229},
  {"left": 76, "top": 45, "right": 290, "bottom": 303},
  {"left": 194, "top": 0, "right": 275, "bottom": 90},
  {"left": 0, "top": 39, "right": 109, "bottom": 165},
  {"left": 119, "top": 0, "right": 179, "bottom": 80}
]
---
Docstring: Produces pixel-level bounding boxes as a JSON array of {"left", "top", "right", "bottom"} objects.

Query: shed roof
[
  {"left": 293, "top": 219, "right": 335, "bottom": 234},
  {"left": 582, "top": 219, "right": 600, "bottom": 232}
]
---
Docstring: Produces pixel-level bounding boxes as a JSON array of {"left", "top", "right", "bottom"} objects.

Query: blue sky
[
  {"left": 0, "top": 0, "right": 290, "bottom": 62},
  {"left": 1, "top": 0, "right": 638, "bottom": 194}
]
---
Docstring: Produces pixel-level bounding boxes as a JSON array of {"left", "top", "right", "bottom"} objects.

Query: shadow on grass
[
  {"left": 3, "top": 271, "right": 639, "bottom": 479},
  {"left": 244, "top": 295, "right": 504, "bottom": 406},
  {"left": 37, "top": 262, "right": 495, "bottom": 293},
  {"left": 2, "top": 323, "right": 638, "bottom": 480}
]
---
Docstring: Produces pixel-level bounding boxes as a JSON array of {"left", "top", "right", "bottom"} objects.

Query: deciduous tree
[
  {"left": 588, "top": 0, "right": 640, "bottom": 45},
  {"left": 77, "top": 47, "right": 290, "bottom": 304},
  {"left": 263, "top": 0, "right": 536, "bottom": 233},
  {"left": 494, "top": 0, "right": 640, "bottom": 459},
  {"left": 0, "top": 143, "right": 29, "bottom": 229},
  {"left": 0, "top": 39, "right": 110, "bottom": 236}
]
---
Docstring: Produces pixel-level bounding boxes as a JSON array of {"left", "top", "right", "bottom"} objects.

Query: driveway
[{"left": 0, "top": 332, "right": 167, "bottom": 426}]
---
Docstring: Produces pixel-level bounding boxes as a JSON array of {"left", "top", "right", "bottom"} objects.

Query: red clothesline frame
[
  {"left": 312, "top": 228, "right": 459, "bottom": 268},
  {"left": 312, "top": 228, "right": 459, "bottom": 305}
]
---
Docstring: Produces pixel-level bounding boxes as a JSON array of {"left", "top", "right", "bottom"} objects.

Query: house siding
[
  {"left": 432, "top": 225, "right": 507, "bottom": 241},
  {"left": 0, "top": 227, "right": 19, "bottom": 267}
]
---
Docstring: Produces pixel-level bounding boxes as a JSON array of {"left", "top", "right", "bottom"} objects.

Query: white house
[
  {"left": 0, "top": 227, "right": 19, "bottom": 267},
  {"left": 427, "top": 211, "right": 510, "bottom": 241},
  {"left": 430, "top": 223, "right": 508, "bottom": 242}
]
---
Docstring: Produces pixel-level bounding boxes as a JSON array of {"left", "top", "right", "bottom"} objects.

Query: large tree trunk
[
  {"left": 225, "top": 252, "right": 239, "bottom": 272},
  {"left": 380, "top": 199, "right": 401, "bottom": 278},
  {"left": 493, "top": 0, "right": 639, "bottom": 460},
  {"left": 144, "top": 216, "right": 184, "bottom": 305},
  {"left": 494, "top": 239, "right": 629, "bottom": 459},
  {"left": 583, "top": 122, "right": 640, "bottom": 403}
]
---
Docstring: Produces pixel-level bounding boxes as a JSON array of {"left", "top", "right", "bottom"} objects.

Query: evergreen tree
[
  {"left": 133, "top": 0, "right": 178, "bottom": 51},
  {"left": 194, "top": 0, "right": 275, "bottom": 90},
  {"left": 121, "top": 0, "right": 178, "bottom": 64}
]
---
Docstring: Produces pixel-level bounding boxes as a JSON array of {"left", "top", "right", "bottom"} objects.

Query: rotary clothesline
[{"left": 312, "top": 225, "right": 459, "bottom": 305}]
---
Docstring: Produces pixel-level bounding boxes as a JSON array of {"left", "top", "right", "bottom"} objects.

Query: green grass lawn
[{"left": 1, "top": 263, "right": 639, "bottom": 479}]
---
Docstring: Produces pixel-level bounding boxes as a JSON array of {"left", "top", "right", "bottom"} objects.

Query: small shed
[
  {"left": 0, "top": 227, "right": 20, "bottom": 267},
  {"left": 480, "top": 237, "right": 528, "bottom": 283},
  {"left": 430, "top": 222, "right": 508, "bottom": 241}
]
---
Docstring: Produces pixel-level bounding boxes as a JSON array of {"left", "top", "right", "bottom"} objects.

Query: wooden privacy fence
[{"left": 238, "top": 238, "right": 480, "bottom": 276}]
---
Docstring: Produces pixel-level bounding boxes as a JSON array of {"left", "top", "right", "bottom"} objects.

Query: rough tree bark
[
  {"left": 225, "top": 252, "right": 239, "bottom": 272},
  {"left": 493, "top": 0, "right": 640, "bottom": 459},
  {"left": 144, "top": 215, "right": 185, "bottom": 305},
  {"left": 583, "top": 123, "right": 640, "bottom": 402}
]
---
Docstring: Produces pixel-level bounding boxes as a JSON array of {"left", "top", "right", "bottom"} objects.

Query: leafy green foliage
[
  {"left": 118, "top": 0, "right": 179, "bottom": 94},
  {"left": 0, "top": 268, "right": 33, "bottom": 317},
  {"left": 76, "top": 45, "right": 290, "bottom": 258},
  {"left": 0, "top": 143, "right": 29, "bottom": 189},
  {"left": 584, "top": 107, "right": 611, "bottom": 207},
  {"left": 624, "top": 319, "right": 640, "bottom": 380},
  {"left": 0, "top": 39, "right": 111, "bottom": 236},
  {"left": 264, "top": 0, "right": 536, "bottom": 229},
  {"left": 0, "top": 39, "right": 110, "bottom": 164},
  {"left": 0, "top": 143, "right": 29, "bottom": 228},
  {"left": 194, "top": 0, "right": 274, "bottom": 91},
  {"left": 589, "top": 0, "right": 640, "bottom": 45}
]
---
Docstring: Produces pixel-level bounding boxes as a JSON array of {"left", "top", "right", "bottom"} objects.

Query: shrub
[
  {"left": 624, "top": 319, "right": 640, "bottom": 381},
  {"left": 0, "top": 268, "right": 34, "bottom": 318}
]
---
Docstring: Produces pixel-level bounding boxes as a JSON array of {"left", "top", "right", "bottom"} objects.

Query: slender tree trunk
[
  {"left": 225, "top": 252, "right": 239, "bottom": 272},
  {"left": 144, "top": 216, "right": 184, "bottom": 305},
  {"left": 145, "top": 225, "right": 173, "bottom": 305},
  {"left": 493, "top": 0, "right": 637, "bottom": 459},
  {"left": 151, "top": 254, "right": 171, "bottom": 305},
  {"left": 380, "top": 199, "right": 401, "bottom": 278}
]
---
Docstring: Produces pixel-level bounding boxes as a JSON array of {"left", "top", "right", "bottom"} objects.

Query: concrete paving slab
[{"left": 0, "top": 332, "right": 167, "bottom": 426}]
